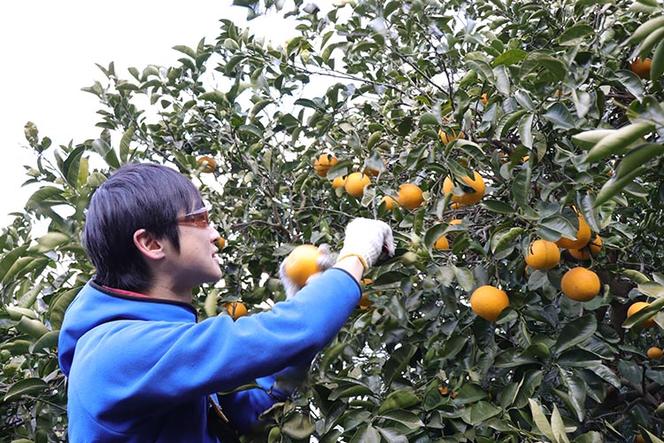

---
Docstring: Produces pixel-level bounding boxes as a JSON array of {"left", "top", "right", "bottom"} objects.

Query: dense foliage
[{"left": 2, "top": 0, "right": 664, "bottom": 441}]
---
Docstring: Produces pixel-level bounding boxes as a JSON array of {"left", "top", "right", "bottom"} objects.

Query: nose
[{"left": 208, "top": 223, "right": 221, "bottom": 241}]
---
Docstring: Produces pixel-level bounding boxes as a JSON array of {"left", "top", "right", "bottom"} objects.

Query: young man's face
[{"left": 163, "top": 206, "right": 223, "bottom": 290}]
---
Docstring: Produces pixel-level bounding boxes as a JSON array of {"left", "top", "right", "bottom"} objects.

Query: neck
[{"left": 146, "top": 278, "right": 194, "bottom": 304}]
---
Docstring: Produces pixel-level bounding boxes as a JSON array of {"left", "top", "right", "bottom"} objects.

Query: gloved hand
[
  {"left": 337, "top": 218, "right": 395, "bottom": 270},
  {"left": 278, "top": 244, "right": 336, "bottom": 298}
]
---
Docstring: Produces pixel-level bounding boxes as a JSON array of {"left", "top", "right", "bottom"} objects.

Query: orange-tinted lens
[{"left": 177, "top": 207, "right": 209, "bottom": 228}]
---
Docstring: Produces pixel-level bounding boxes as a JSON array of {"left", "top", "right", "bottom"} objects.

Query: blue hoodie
[{"left": 58, "top": 268, "right": 361, "bottom": 442}]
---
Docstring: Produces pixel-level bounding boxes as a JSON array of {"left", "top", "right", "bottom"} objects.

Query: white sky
[{"left": 0, "top": 0, "right": 303, "bottom": 228}]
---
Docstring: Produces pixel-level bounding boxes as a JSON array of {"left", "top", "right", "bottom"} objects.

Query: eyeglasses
[{"left": 176, "top": 206, "right": 211, "bottom": 228}]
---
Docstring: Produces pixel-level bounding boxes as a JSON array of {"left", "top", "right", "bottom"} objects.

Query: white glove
[
  {"left": 278, "top": 244, "right": 336, "bottom": 299},
  {"left": 337, "top": 218, "right": 395, "bottom": 270}
]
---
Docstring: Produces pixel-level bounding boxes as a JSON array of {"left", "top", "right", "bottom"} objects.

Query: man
[{"left": 58, "top": 163, "right": 394, "bottom": 442}]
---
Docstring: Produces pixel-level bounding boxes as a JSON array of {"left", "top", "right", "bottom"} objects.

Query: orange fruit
[
  {"left": 438, "top": 128, "right": 465, "bottom": 144},
  {"left": 216, "top": 237, "right": 226, "bottom": 249},
  {"left": 358, "top": 294, "right": 373, "bottom": 310},
  {"left": 434, "top": 235, "right": 450, "bottom": 250},
  {"left": 397, "top": 183, "right": 424, "bottom": 210},
  {"left": 556, "top": 214, "right": 591, "bottom": 249},
  {"left": 647, "top": 346, "right": 663, "bottom": 359},
  {"left": 561, "top": 267, "right": 601, "bottom": 301},
  {"left": 331, "top": 175, "right": 346, "bottom": 189},
  {"left": 525, "top": 240, "right": 560, "bottom": 270},
  {"left": 630, "top": 58, "right": 652, "bottom": 79},
  {"left": 438, "top": 385, "right": 450, "bottom": 396},
  {"left": 196, "top": 156, "right": 217, "bottom": 173},
  {"left": 480, "top": 93, "right": 489, "bottom": 105},
  {"left": 627, "top": 301, "right": 656, "bottom": 328},
  {"left": 344, "top": 172, "right": 371, "bottom": 197},
  {"left": 470, "top": 285, "right": 509, "bottom": 321},
  {"left": 381, "top": 195, "right": 399, "bottom": 210},
  {"left": 225, "top": 302, "right": 248, "bottom": 320},
  {"left": 313, "top": 153, "right": 338, "bottom": 177},
  {"left": 283, "top": 245, "right": 321, "bottom": 287},
  {"left": 442, "top": 171, "right": 485, "bottom": 206},
  {"left": 569, "top": 235, "right": 602, "bottom": 260},
  {"left": 450, "top": 219, "right": 463, "bottom": 225}
]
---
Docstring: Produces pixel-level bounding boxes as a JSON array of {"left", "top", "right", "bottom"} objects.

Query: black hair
[{"left": 82, "top": 163, "right": 203, "bottom": 292}]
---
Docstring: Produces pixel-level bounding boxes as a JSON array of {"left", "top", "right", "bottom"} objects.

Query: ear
[{"left": 133, "top": 229, "right": 167, "bottom": 261}]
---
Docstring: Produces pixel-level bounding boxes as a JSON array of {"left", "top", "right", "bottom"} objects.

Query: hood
[{"left": 58, "top": 280, "right": 197, "bottom": 376}]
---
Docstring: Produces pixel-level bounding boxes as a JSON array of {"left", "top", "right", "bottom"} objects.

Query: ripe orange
[
  {"left": 434, "top": 235, "right": 450, "bottom": 250},
  {"left": 397, "top": 183, "right": 424, "bottom": 210},
  {"left": 344, "top": 172, "right": 371, "bottom": 197},
  {"left": 480, "top": 93, "right": 489, "bottom": 105},
  {"left": 450, "top": 219, "right": 463, "bottom": 226},
  {"left": 216, "top": 237, "right": 226, "bottom": 249},
  {"left": 561, "top": 267, "right": 601, "bottom": 301},
  {"left": 196, "top": 156, "right": 217, "bottom": 173},
  {"left": 630, "top": 58, "right": 652, "bottom": 79},
  {"left": 331, "top": 175, "right": 346, "bottom": 189},
  {"left": 381, "top": 195, "right": 399, "bottom": 210},
  {"left": 525, "top": 239, "right": 560, "bottom": 270},
  {"left": 569, "top": 235, "right": 602, "bottom": 260},
  {"left": 225, "top": 302, "right": 248, "bottom": 320},
  {"left": 442, "top": 171, "right": 485, "bottom": 206},
  {"left": 556, "top": 214, "right": 591, "bottom": 249},
  {"left": 283, "top": 245, "right": 321, "bottom": 287},
  {"left": 313, "top": 153, "right": 338, "bottom": 177},
  {"left": 470, "top": 285, "right": 509, "bottom": 321},
  {"left": 438, "top": 128, "right": 465, "bottom": 144},
  {"left": 627, "top": 301, "right": 656, "bottom": 328},
  {"left": 647, "top": 346, "right": 663, "bottom": 359}
]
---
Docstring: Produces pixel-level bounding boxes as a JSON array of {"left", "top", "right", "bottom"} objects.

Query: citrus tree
[{"left": 2, "top": 0, "right": 664, "bottom": 441}]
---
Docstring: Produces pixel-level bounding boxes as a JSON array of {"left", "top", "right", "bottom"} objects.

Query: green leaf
[
  {"left": 519, "top": 113, "right": 534, "bottom": 148},
  {"left": 376, "top": 427, "right": 408, "bottom": 443},
  {"left": 543, "top": 103, "right": 575, "bottom": 130},
  {"left": 627, "top": 15, "right": 664, "bottom": 44},
  {"left": 559, "top": 369, "right": 586, "bottom": 421},
  {"left": 586, "top": 363, "right": 621, "bottom": 388},
  {"left": 571, "top": 129, "right": 616, "bottom": 150},
  {"left": 377, "top": 389, "right": 419, "bottom": 414},
  {"left": 92, "top": 136, "right": 120, "bottom": 169},
  {"left": 30, "top": 330, "right": 59, "bottom": 353},
  {"left": 512, "top": 169, "right": 531, "bottom": 208},
  {"left": 48, "top": 287, "right": 81, "bottom": 330},
  {"left": 282, "top": 413, "right": 315, "bottom": 440},
  {"left": 585, "top": 123, "right": 655, "bottom": 163},
  {"left": 467, "top": 401, "right": 502, "bottom": 425},
  {"left": 494, "top": 65, "right": 511, "bottom": 95},
  {"left": 199, "top": 91, "right": 228, "bottom": 106},
  {"left": 558, "top": 23, "right": 593, "bottom": 45},
  {"left": 382, "top": 344, "right": 417, "bottom": 385},
  {"left": 554, "top": 315, "right": 597, "bottom": 354},
  {"left": 378, "top": 410, "right": 424, "bottom": 429},
  {"left": 529, "top": 398, "right": 555, "bottom": 441},
  {"left": 614, "top": 143, "right": 664, "bottom": 178},
  {"left": 492, "top": 48, "right": 528, "bottom": 67},
  {"left": 119, "top": 126, "right": 134, "bottom": 163},
  {"left": 418, "top": 112, "right": 439, "bottom": 127},
  {"left": 4, "top": 378, "right": 47, "bottom": 402},
  {"left": 350, "top": 424, "right": 380, "bottom": 443},
  {"left": 490, "top": 227, "right": 525, "bottom": 254},
  {"left": 36, "top": 232, "right": 70, "bottom": 252},
  {"left": 594, "top": 166, "right": 646, "bottom": 207},
  {"left": 551, "top": 404, "right": 571, "bottom": 443},
  {"left": 63, "top": 144, "right": 86, "bottom": 187},
  {"left": 173, "top": 45, "right": 196, "bottom": 58},
  {"left": 15, "top": 317, "right": 48, "bottom": 339},
  {"left": 614, "top": 70, "right": 645, "bottom": 100},
  {"left": 483, "top": 200, "right": 515, "bottom": 214},
  {"left": 652, "top": 39, "right": 664, "bottom": 80},
  {"left": 575, "top": 193, "right": 600, "bottom": 233}
]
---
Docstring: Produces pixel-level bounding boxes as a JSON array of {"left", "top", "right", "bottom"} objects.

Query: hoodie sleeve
[{"left": 70, "top": 268, "right": 361, "bottom": 431}]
